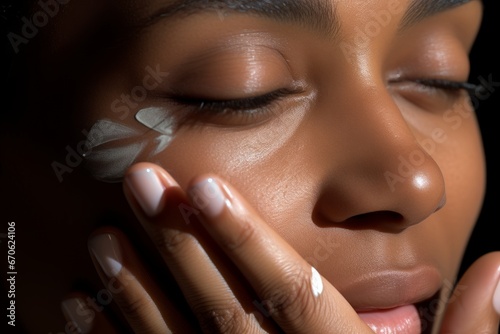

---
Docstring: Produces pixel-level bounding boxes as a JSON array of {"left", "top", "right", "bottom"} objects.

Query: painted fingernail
[
  {"left": 126, "top": 167, "right": 166, "bottom": 217},
  {"left": 88, "top": 234, "right": 123, "bottom": 277},
  {"left": 494, "top": 277, "right": 500, "bottom": 315},
  {"left": 61, "top": 297, "right": 94, "bottom": 334},
  {"left": 189, "top": 178, "right": 226, "bottom": 218}
]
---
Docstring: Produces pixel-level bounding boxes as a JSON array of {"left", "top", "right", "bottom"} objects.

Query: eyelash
[
  {"left": 171, "top": 79, "right": 479, "bottom": 118},
  {"left": 414, "top": 79, "right": 480, "bottom": 96},
  {"left": 173, "top": 88, "right": 299, "bottom": 115}
]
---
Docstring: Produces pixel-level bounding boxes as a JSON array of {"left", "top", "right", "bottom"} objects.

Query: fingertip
[
  {"left": 441, "top": 251, "right": 500, "bottom": 332},
  {"left": 61, "top": 292, "right": 123, "bottom": 334},
  {"left": 494, "top": 278, "right": 500, "bottom": 316},
  {"left": 123, "top": 165, "right": 174, "bottom": 218},
  {"left": 88, "top": 226, "right": 125, "bottom": 242},
  {"left": 124, "top": 162, "right": 163, "bottom": 178},
  {"left": 486, "top": 252, "right": 500, "bottom": 316},
  {"left": 61, "top": 294, "right": 95, "bottom": 334}
]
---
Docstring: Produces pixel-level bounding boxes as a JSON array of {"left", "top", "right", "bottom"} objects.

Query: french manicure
[
  {"left": 61, "top": 297, "right": 93, "bottom": 334},
  {"left": 494, "top": 277, "right": 500, "bottom": 315},
  {"left": 126, "top": 168, "right": 166, "bottom": 217},
  {"left": 88, "top": 234, "right": 123, "bottom": 278},
  {"left": 189, "top": 178, "right": 226, "bottom": 218}
]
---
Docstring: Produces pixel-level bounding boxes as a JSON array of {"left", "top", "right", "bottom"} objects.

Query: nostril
[{"left": 345, "top": 211, "right": 405, "bottom": 232}]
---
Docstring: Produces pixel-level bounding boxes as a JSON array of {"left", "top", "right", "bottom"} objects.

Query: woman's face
[{"left": 12, "top": 0, "right": 486, "bottom": 332}]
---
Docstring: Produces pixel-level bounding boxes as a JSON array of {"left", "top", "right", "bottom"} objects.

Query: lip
[
  {"left": 342, "top": 266, "right": 442, "bottom": 310},
  {"left": 342, "top": 266, "right": 441, "bottom": 333},
  {"left": 358, "top": 304, "right": 421, "bottom": 334}
]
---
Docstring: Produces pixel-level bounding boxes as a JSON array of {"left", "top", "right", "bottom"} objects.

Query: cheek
[
  {"left": 156, "top": 103, "right": 309, "bottom": 195},
  {"left": 445, "top": 122, "right": 485, "bottom": 235},
  {"left": 422, "top": 114, "right": 486, "bottom": 276}
]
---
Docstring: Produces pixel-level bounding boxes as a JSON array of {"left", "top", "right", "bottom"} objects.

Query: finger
[
  {"left": 123, "top": 163, "right": 267, "bottom": 333},
  {"left": 440, "top": 251, "right": 500, "bottom": 334},
  {"left": 187, "top": 175, "right": 373, "bottom": 334},
  {"left": 88, "top": 228, "right": 194, "bottom": 333},
  {"left": 61, "top": 292, "right": 120, "bottom": 334}
]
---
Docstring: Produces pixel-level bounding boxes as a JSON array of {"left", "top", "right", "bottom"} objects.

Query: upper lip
[{"left": 339, "top": 266, "right": 442, "bottom": 311}]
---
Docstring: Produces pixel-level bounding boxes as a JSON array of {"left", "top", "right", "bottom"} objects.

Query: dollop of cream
[
  {"left": 135, "top": 107, "right": 175, "bottom": 155},
  {"left": 83, "top": 107, "right": 176, "bottom": 183},
  {"left": 311, "top": 267, "right": 324, "bottom": 297}
]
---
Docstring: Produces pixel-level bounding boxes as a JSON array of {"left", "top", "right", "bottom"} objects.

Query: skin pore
[{"left": 2, "top": 0, "right": 499, "bottom": 333}]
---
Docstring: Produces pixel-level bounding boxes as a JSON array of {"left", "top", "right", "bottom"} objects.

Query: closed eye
[
  {"left": 388, "top": 78, "right": 481, "bottom": 113},
  {"left": 171, "top": 88, "right": 301, "bottom": 115},
  {"left": 414, "top": 79, "right": 481, "bottom": 96},
  {"left": 160, "top": 87, "right": 307, "bottom": 127}
]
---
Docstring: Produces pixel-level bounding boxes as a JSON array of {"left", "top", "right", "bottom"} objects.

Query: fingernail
[
  {"left": 189, "top": 178, "right": 226, "bottom": 218},
  {"left": 494, "top": 278, "right": 500, "bottom": 315},
  {"left": 126, "top": 168, "right": 166, "bottom": 217},
  {"left": 88, "top": 234, "right": 123, "bottom": 277},
  {"left": 61, "top": 298, "right": 93, "bottom": 334}
]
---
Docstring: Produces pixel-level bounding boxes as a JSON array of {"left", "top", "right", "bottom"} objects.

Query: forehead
[
  {"left": 28, "top": 0, "right": 479, "bottom": 68},
  {"left": 39, "top": 0, "right": 477, "bottom": 40}
]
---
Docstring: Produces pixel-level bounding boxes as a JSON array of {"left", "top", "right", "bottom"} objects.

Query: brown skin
[{"left": 2, "top": 0, "right": 500, "bottom": 333}]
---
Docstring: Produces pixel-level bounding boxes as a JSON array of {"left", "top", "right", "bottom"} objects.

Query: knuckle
[
  {"left": 474, "top": 324, "right": 499, "bottom": 334},
  {"left": 116, "top": 295, "right": 148, "bottom": 319},
  {"left": 196, "top": 303, "right": 250, "bottom": 334},
  {"left": 261, "top": 263, "right": 316, "bottom": 324},
  {"left": 153, "top": 229, "right": 194, "bottom": 257},
  {"left": 226, "top": 214, "right": 256, "bottom": 250}
]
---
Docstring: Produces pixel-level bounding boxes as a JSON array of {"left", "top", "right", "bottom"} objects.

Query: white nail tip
[
  {"left": 192, "top": 178, "right": 225, "bottom": 218},
  {"left": 494, "top": 279, "right": 500, "bottom": 315},
  {"left": 88, "top": 234, "right": 123, "bottom": 278},
  {"left": 61, "top": 298, "right": 93, "bottom": 334},
  {"left": 126, "top": 168, "right": 165, "bottom": 217},
  {"left": 311, "top": 267, "right": 323, "bottom": 297}
]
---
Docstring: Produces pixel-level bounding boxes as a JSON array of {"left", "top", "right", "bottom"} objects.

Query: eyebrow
[
  {"left": 141, "top": 0, "right": 339, "bottom": 38},
  {"left": 400, "top": 0, "right": 474, "bottom": 29},
  {"left": 140, "top": 0, "right": 474, "bottom": 39}
]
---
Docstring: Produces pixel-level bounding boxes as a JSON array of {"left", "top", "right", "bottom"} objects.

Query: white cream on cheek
[
  {"left": 83, "top": 107, "right": 175, "bottom": 183},
  {"left": 135, "top": 107, "right": 176, "bottom": 155}
]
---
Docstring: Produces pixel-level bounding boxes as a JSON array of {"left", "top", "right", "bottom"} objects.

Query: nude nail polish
[
  {"left": 61, "top": 298, "right": 93, "bottom": 334},
  {"left": 126, "top": 168, "right": 166, "bottom": 217},
  {"left": 190, "top": 178, "right": 226, "bottom": 218},
  {"left": 88, "top": 234, "right": 122, "bottom": 277}
]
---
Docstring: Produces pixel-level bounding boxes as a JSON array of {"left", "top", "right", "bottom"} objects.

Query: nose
[{"left": 314, "top": 84, "right": 446, "bottom": 233}]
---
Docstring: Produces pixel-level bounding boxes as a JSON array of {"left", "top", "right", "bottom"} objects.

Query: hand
[
  {"left": 60, "top": 163, "right": 500, "bottom": 333},
  {"left": 439, "top": 251, "right": 500, "bottom": 333}
]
